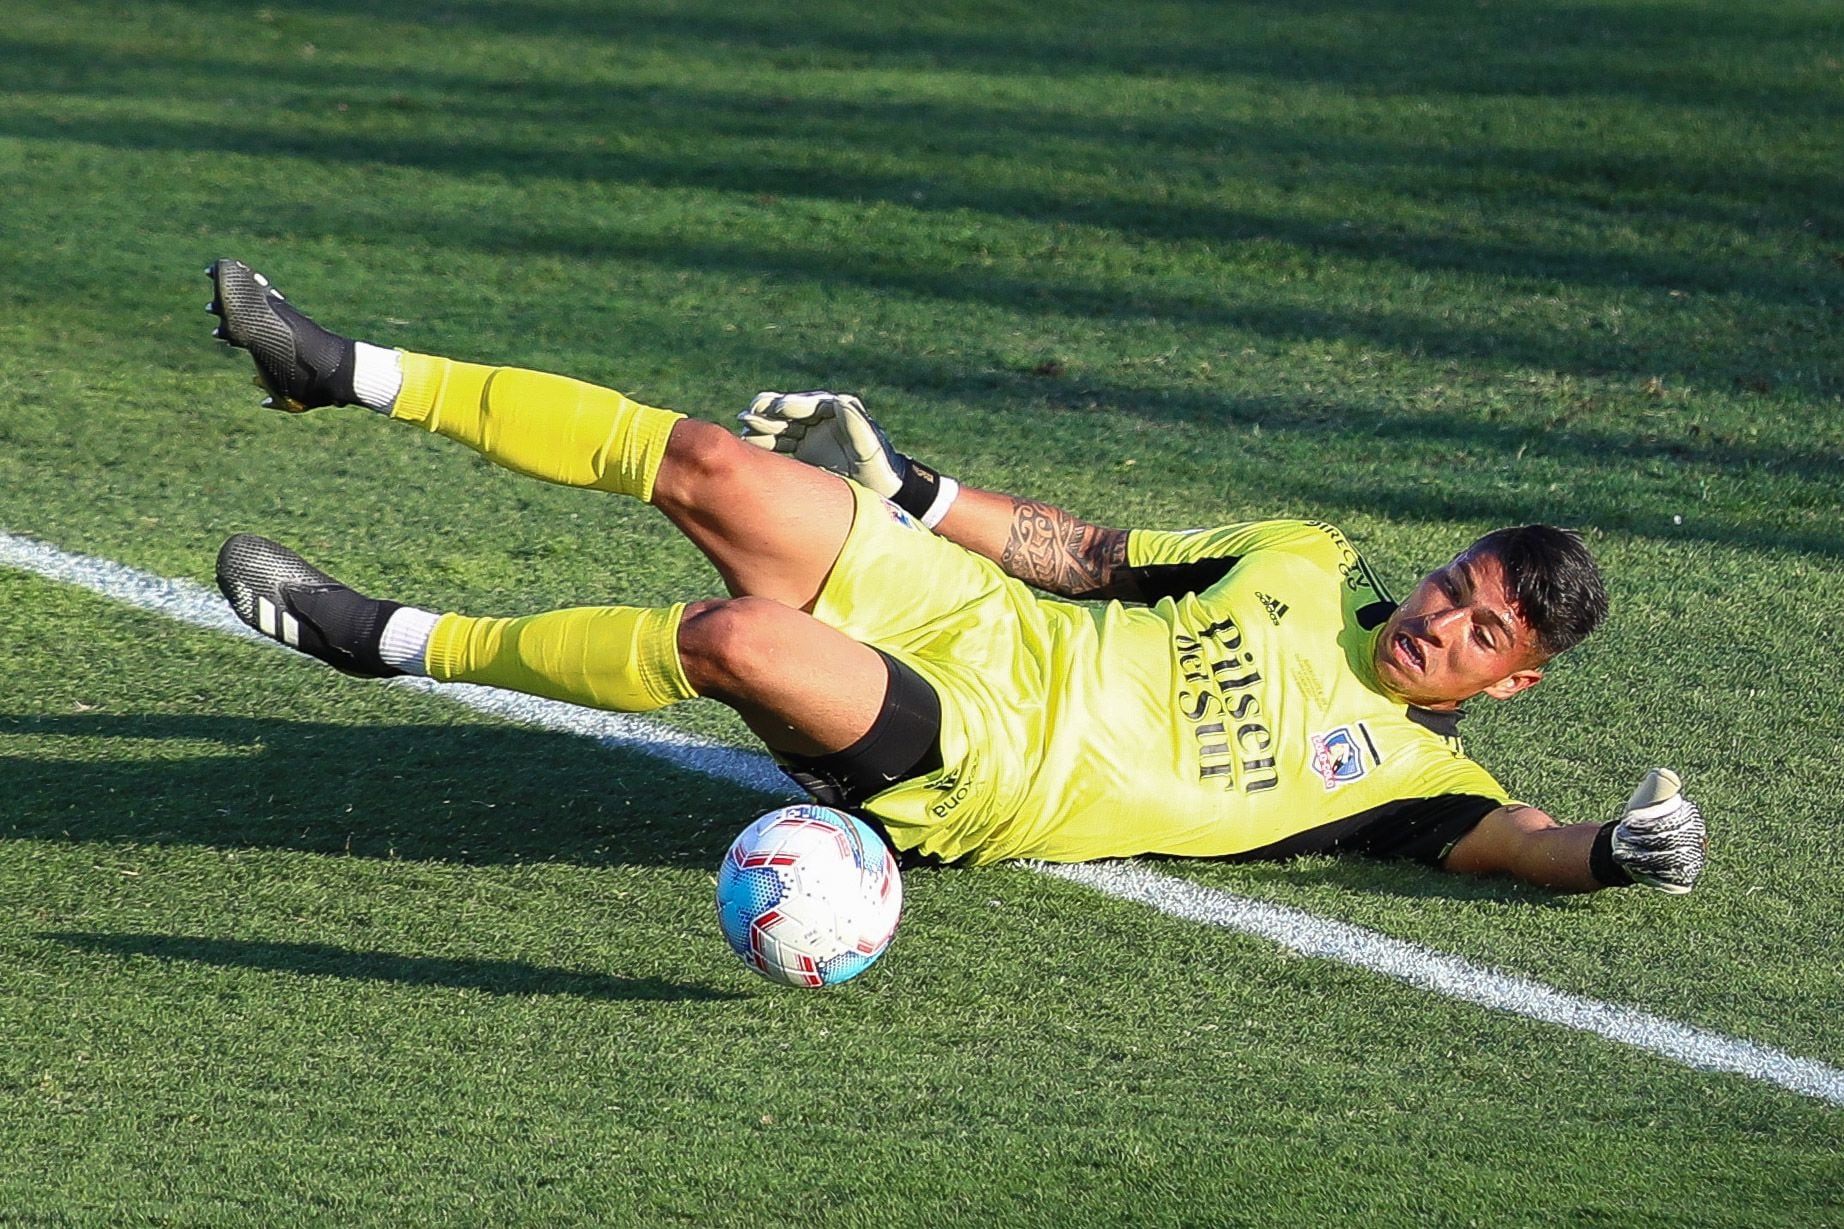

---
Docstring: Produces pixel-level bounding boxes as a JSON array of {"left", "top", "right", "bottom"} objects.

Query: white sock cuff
[
  {"left": 352, "top": 342, "right": 404, "bottom": 413},
  {"left": 379, "top": 605, "right": 440, "bottom": 676}
]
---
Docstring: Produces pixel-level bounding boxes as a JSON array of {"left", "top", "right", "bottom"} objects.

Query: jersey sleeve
[
  {"left": 1343, "top": 753, "right": 1513, "bottom": 865},
  {"left": 1229, "top": 794, "right": 1506, "bottom": 867},
  {"left": 1122, "top": 520, "right": 1350, "bottom": 603}
]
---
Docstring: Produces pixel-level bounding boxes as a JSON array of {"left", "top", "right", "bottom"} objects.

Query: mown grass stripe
[{"left": 5, "top": 528, "right": 1839, "bottom": 1108}]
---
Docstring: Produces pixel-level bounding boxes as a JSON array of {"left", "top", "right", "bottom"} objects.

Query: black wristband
[
  {"left": 1589, "top": 820, "right": 1634, "bottom": 888},
  {"left": 891, "top": 458, "right": 944, "bottom": 520}
]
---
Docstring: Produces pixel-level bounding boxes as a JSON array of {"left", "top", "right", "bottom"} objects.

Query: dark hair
[{"left": 1467, "top": 525, "right": 1608, "bottom": 658}]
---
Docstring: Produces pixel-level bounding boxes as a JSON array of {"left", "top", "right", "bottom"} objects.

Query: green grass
[{"left": 2, "top": 0, "right": 1842, "bottom": 1222}]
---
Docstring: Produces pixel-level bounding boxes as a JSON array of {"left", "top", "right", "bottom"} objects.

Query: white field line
[
  {"left": 1041, "top": 860, "right": 1844, "bottom": 1107},
  {"left": 5, "top": 529, "right": 1841, "bottom": 1109}
]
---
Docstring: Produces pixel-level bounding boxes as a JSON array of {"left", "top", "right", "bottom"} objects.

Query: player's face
[{"left": 1372, "top": 547, "right": 1548, "bottom": 710}]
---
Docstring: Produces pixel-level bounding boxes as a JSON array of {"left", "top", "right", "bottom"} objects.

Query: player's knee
[
  {"left": 656, "top": 418, "right": 761, "bottom": 506},
  {"left": 677, "top": 597, "right": 791, "bottom": 696}
]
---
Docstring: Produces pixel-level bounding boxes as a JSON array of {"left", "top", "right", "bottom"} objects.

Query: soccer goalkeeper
[{"left": 203, "top": 259, "right": 1706, "bottom": 895}]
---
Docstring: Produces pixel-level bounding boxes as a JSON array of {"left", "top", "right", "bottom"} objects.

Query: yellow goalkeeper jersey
[
  {"left": 994, "top": 518, "right": 1510, "bottom": 862},
  {"left": 818, "top": 496, "right": 1511, "bottom": 865}
]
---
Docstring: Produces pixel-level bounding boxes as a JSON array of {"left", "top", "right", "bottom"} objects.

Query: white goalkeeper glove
[
  {"left": 738, "top": 391, "right": 960, "bottom": 528},
  {"left": 1605, "top": 767, "right": 1706, "bottom": 894}
]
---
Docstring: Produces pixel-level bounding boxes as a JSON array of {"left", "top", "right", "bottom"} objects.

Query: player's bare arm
[
  {"left": 1441, "top": 771, "right": 1705, "bottom": 893},
  {"left": 930, "top": 487, "right": 1137, "bottom": 600},
  {"left": 1441, "top": 805, "right": 1605, "bottom": 892},
  {"left": 992, "top": 495, "right": 1131, "bottom": 600}
]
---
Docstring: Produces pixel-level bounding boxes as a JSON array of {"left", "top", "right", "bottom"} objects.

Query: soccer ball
[{"left": 715, "top": 804, "right": 903, "bottom": 988}]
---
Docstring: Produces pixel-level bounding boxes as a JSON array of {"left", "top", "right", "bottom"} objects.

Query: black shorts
[{"left": 778, "top": 650, "right": 944, "bottom": 813}]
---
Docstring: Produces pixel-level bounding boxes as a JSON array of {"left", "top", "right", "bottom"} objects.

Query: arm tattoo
[{"left": 999, "top": 499, "right": 1134, "bottom": 599}]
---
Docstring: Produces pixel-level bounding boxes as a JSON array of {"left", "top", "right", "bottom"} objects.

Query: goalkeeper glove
[
  {"left": 1599, "top": 767, "right": 1707, "bottom": 893},
  {"left": 738, "top": 391, "right": 960, "bottom": 528}
]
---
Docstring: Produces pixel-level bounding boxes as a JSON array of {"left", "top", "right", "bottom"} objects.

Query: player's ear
[{"left": 1481, "top": 668, "right": 1542, "bottom": 701}]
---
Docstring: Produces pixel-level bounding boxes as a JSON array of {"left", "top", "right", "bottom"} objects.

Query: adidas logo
[
  {"left": 927, "top": 769, "right": 961, "bottom": 793},
  {"left": 1256, "top": 591, "right": 1289, "bottom": 625}
]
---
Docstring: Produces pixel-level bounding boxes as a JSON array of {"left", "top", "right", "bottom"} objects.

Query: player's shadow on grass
[
  {"left": 12, "top": 715, "right": 1583, "bottom": 906},
  {"left": 1, "top": 711, "right": 781, "bottom": 869},
  {"left": 1213, "top": 856, "right": 1578, "bottom": 907},
  {"left": 39, "top": 932, "right": 746, "bottom": 1001}
]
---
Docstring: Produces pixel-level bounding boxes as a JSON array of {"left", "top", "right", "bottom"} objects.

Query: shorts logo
[
  {"left": 1310, "top": 726, "right": 1367, "bottom": 790},
  {"left": 881, "top": 499, "right": 919, "bottom": 530},
  {"left": 926, "top": 765, "right": 974, "bottom": 819}
]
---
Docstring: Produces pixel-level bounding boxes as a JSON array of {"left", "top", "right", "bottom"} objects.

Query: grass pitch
[{"left": 2, "top": 0, "right": 1842, "bottom": 1223}]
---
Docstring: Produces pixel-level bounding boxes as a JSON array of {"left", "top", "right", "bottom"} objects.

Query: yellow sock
[
  {"left": 426, "top": 604, "right": 696, "bottom": 713},
  {"left": 391, "top": 353, "right": 684, "bottom": 502}
]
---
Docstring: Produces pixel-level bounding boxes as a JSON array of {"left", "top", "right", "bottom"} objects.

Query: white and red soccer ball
[{"left": 715, "top": 805, "right": 903, "bottom": 988}]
